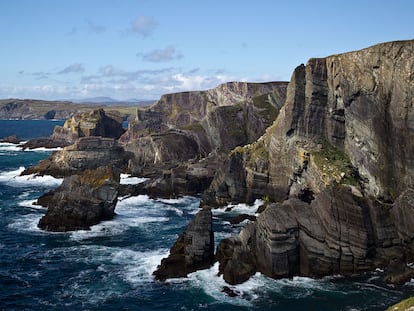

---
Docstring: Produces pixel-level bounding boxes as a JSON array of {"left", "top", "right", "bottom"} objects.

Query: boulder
[{"left": 37, "top": 166, "right": 120, "bottom": 232}]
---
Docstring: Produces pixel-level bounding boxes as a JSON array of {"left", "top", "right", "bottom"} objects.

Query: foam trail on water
[
  {"left": 0, "top": 167, "right": 62, "bottom": 188},
  {"left": 213, "top": 199, "right": 264, "bottom": 216},
  {"left": 113, "top": 248, "right": 169, "bottom": 285},
  {"left": 0, "top": 142, "right": 21, "bottom": 151},
  {"left": 120, "top": 174, "right": 148, "bottom": 185},
  {"left": 17, "top": 199, "right": 45, "bottom": 210},
  {"left": 188, "top": 263, "right": 257, "bottom": 307},
  {"left": 70, "top": 195, "right": 172, "bottom": 241},
  {"left": 24, "top": 147, "right": 62, "bottom": 152},
  {"left": 7, "top": 212, "right": 44, "bottom": 234}
]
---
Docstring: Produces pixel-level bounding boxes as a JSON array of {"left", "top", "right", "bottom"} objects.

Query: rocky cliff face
[
  {"left": 206, "top": 40, "right": 414, "bottom": 284},
  {"left": 23, "top": 136, "right": 132, "bottom": 177},
  {"left": 52, "top": 108, "right": 125, "bottom": 144},
  {"left": 122, "top": 82, "right": 288, "bottom": 175},
  {"left": 37, "top": 165, "right": 120, "bottom": 231},
  {"left": 153, "top": 208, "right": 214, "bottom": 280},
  {"left": 0, "top": 99, "right": 78, "bottom": 120}
]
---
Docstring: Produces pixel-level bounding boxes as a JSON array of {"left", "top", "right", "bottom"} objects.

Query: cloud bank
[
  {"left": 130, "top": 16, "right": 157, "bottom": 37},
  {"left": 140, "top": 46, "right": 183, "bottom": 62}
]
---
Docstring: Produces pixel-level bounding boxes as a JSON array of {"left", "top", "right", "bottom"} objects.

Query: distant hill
[
  {"left": 0, "top": 98, "right": 145, "bottom": 120},
  {"left": 72, "top": 97, "right": 155, "bottom": 106}
]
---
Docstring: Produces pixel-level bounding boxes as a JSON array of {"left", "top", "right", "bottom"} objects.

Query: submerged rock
[
  {"left": 153, "top": 208, "right": 214, "bottom": 281},
  {"left": 1, "top": 135, "right": 20, "bottom": 144},
  {"left": 37, "top": 166, "right": 120, "bottom": 232}
]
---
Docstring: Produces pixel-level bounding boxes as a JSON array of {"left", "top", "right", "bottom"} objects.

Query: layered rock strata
[
  {"left": 22, "top": 136, "right": 132, "bottom": 177},
  {"left": 122, "top": 82, "right": 288, "bottom": 175},
  {"left": 206, "top": 40, "right": 414, "bottom": 284},
  {"left": 51, "top": 108, "right": 125, "bottom": 144},
  {"left": 37, "top": 166, "right": 120, "bottom": 232},
  {"left": 153, "top": 208, "right": 214, "bottom": 280},
  {"left": 20, "top": 108, "right": 126, "bottom": 149}
]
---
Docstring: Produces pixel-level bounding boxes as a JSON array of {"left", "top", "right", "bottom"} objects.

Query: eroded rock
[
  {"left": 153, "top": 208, "right": 214, "bottom": 281},
  {"left": 37, "top": 166, "right": 120, "bottom": 232}
]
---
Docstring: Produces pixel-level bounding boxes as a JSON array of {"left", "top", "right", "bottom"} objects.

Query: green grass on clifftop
[
  {"left": 386, "top": 297, "right": 414, "bottom": 311},
  {"left": 312, "top": 139, "right": 358, "bottom": 186}
]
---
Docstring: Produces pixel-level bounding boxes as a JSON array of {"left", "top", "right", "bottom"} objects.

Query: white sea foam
[
  {"left": 120, "top": 174, "right": 148, "bottom": 185},
  {"left": 0, "top": 142, "right": 21, "bottom": 151},
  {"left": 157, "top": 196, "right": 195, "bottom": 205},
  {"left": 0, "top": 167, "right": 63, "bottom": 188},
  {"left": 188, "top": 263, "right": 258, "bottom": 307},
  {"left": 213, "top": 199, "right": 264, "bottom": 216},
  {"left": 70, "top": 195, "right": 172, "bottom": 240},
  {"left": 17, "top": 199, "right": 45, "bottom": 210},
  {"left": 7, "top": 212, "right": 44, "bottom": 234},
  {"left": 0, "top": 142, "right": 60, "bottom": 152},
  {"left": 113, "top": 248, "right": 169, "bottom": 285},
  {"left": 24, "top": 147, "right": 62, "bottom": 152}
]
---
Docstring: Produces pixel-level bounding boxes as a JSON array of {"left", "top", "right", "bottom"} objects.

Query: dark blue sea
[{"left": 0, "top": 120, "right": 413, "bottom": 310}]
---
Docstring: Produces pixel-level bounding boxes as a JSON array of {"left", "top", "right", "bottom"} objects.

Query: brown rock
[{"left": 37, "top": 165, "right": 120, "bottom": 232}]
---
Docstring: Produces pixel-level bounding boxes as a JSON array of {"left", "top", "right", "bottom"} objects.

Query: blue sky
[{"left": 0, "top": 0, "right": 413, "bottom": 101}]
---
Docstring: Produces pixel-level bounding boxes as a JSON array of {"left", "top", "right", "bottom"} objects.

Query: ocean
[{"left": 0, "top": 120, "right": 413, "bottom": 310}]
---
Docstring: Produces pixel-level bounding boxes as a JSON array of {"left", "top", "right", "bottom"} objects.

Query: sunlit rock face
[{"left": 209, "top": 40, "right": 414, "bottom": 284}]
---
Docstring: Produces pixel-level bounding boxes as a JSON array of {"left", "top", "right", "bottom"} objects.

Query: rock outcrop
[
  {"left": 122, "top": 82, "right": 288, "bottom": 175},
  {"left": 153, "top": 208, "right": 214, "bottom": 280},
  {"left": 207, "top": 40, "right": 414, "bottom": 284},
  {"left": 37, "top": 166, "right": 120, "bottom": 232},
  {"left": 51, "top": 108, "right": 125, "bottom": 144},
  {"left": 19, "top": 108, "right": 126, "bottom": 149},
  {"left": 22, "top": 137, "right": 132, "bottom": 177}
]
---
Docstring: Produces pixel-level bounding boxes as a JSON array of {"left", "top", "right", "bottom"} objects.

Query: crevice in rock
[{"left": 298, "top": 188, "right": 315, "bottom": 204}]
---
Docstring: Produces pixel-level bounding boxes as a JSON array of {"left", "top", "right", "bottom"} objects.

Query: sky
[{"left": 0, "top": 0, "right": 413, "bottom": 101}]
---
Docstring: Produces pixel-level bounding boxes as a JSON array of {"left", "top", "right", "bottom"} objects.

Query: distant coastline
[{"left": 0, "top": 98, "right": 154, "bottom": 121}]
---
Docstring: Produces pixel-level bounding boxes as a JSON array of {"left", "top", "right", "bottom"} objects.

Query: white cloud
[
  {"left": 140, "top": 46, "right": 183, "bottom": 63},
  {"left": 59, "top": 63, "right": 85, "bottom": 74},
  {"left": 130, "top": 16, "right": 157, "bottom": 37},
  {"left": 86, "top": 20, "right": 106, "bottom": 34},
  {"left": 0, "top": 67, "right": 238, "bottom": 101}
]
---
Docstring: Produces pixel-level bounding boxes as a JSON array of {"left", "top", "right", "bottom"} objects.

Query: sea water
[{"left": 0, "top": 120, "right": 413, "bottom": 310}]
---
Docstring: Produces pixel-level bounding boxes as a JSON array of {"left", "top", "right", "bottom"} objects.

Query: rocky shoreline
[{"left": 20, "top": 40, "right": 414, "bottom": 286}]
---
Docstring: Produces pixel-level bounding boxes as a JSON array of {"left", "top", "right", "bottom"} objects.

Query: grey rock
[
  {"left": 153, "top": 208, "right": 214, "bottom": 280},
  {"left": 37, "top": 166, "right": 120, "bottom": 232}
]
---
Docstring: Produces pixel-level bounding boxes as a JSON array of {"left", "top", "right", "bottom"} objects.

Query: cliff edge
[{"left": 203, "top": 40, "right": 414, "bottom": 284}]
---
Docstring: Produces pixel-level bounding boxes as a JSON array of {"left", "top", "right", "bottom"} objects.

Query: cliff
[
  {"left": 37, "top": 165, "right": 120, "bottom": 231},
  {"left": 122, "top": 81, "right": 288, "bottom": 175},
  {"left": 203, "top": 40, "right": 414, "bottom": 284},
  {"left": 51, "top": 108, "right": 125, "bottom": 144},
  {"left": 0, "top": 99, "right": 138, "bottom": 120}
]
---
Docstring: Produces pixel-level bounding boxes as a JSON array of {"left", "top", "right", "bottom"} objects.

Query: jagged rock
[
  {"left": 51, "top": 108, "right": 125, "bottom": 144},
  {"left": 122, "top": 82, "right": 288, "bottom": 175},
  {"left": 216, "top": 222, "right": 257, "bottom": 285},
  {"left": 229, "top": 214, "right": 256, "bottom": 225},
  {"left": 124, "top": 130, "right": 204, "bottom": 174},
  {"left": 19, "top": 137, "right": 71, "bottom": 150},
  {"left": 22, "top": 137, "right": 132, "bottom": 177},
  {"left": 153, "top": 208, "right": 214, "bottom": 281},
  {"left": 216, "top": 184, "right": 414, "bottom": 284},
  {"left": 1, "top": 135, "right": 20, "bottom": 144},
  {"left": 37, "top": 166, "right": 120, "bottom": 232},
  {"left": 384, "top": 257, "right": 414, "bottom": 285},
  {"left": 212, "top": 39, "right": 414, "bottom": 285}
]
